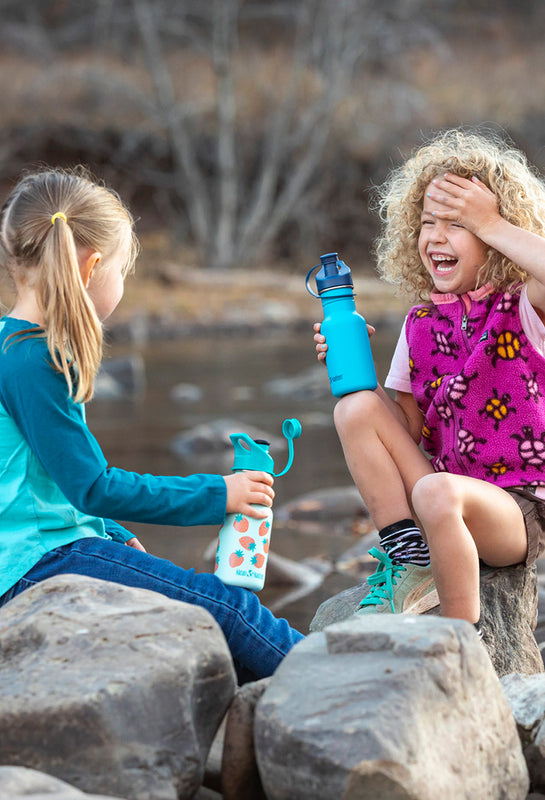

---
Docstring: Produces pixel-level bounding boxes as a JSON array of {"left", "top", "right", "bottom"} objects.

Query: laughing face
[{"left": 418, "top": 182, "right": 489, "bottom": 295}]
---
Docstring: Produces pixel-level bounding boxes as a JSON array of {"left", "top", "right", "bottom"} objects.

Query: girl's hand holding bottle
[
  {"left": 224, "top": 471, "right": 275, "bottom": 519},
  {"left": 313, "top": 321, "right": 376, "bottom": 364}
]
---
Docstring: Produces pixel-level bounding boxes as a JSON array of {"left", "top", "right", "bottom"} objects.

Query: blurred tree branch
[{"left": 130, "top": 0, "right": 414, "bottom": 269}]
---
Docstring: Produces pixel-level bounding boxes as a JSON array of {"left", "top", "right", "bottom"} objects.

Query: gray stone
[
  {"left": 221, "top": 678, "right": 270, "bottom": 800},
  {"left": 310, "top": 562, "right": 543, "bottom": 677},
  {"left": 502, "top": 672, "right": 545, "bottom": 793},
  {"left": 95, "top": 355, "right": 146, "bottom": 398},
  {"left": 275, "top": 485, "right": 371, "bottom": 535},
  {"left": 0, "top": 765, "right": 125, "bottom": 798},
  {"left": 255, "top": 615, "right": 529, "bottom": 800},
  {"left": 265, "top": 365, "right": 330, "bottom": 401},
  {"left": 0, "top": 575, "right": 236, "bottom": 800}
]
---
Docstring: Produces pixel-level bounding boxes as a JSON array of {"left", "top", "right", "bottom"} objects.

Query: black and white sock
[{"left": 379, "top": 518, "right": 430, "bottom": 566}]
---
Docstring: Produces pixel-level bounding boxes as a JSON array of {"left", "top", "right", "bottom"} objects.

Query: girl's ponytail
[
  {"left": 0, "top": 168, "right": 138, "bottom": 403},
  {"left": 39, "top": 212, "right": 103, "bottom": 403}
]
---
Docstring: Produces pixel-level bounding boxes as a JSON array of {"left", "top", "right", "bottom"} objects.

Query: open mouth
[{"left": 430, "top": 254, "right": 458, "bottom": 274}]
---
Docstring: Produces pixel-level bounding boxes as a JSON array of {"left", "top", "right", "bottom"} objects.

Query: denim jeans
[{"left": 0, "top": 538, "right": 304, "bottom": 681}]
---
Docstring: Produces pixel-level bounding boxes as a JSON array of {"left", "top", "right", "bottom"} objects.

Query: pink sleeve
[
  {"left": 384, "top": 317, "right": 412, "bottom": 393},
  {"left": 519, "top": 284, "right": 545, "bottom": 356}
]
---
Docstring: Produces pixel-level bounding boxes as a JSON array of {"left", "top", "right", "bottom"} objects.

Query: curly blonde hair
[{"left": 373, "top": 127, "right": 545, "bottom": 300}]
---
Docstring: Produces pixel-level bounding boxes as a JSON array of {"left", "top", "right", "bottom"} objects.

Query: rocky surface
[
  {"left": 0, "top": 575, "right": 235, "bottom": 800},
  {"left": 309, "top": 562, "right": 543, "bottom": 678},
  {"left": 502, "top": 672, "right": 545, "bottom": 795},
  {"left": 0, "top": 766, "right": 125, "bottom": 799},
  {"left": 255, "top": 614, "right": 529, "bottom": 799}
]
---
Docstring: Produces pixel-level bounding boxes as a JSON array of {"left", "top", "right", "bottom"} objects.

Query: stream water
[{"left": 87, "top": 326, "right": 400, "bottom": 633}]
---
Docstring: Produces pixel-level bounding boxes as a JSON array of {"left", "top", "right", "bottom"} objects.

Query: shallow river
[{"left": 87, "top": 327, "right": 399, "bottom": 633}]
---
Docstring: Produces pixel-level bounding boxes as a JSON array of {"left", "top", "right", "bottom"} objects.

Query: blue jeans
[{"left": 0, "top": 538, "right": 304, "bottom": 681}]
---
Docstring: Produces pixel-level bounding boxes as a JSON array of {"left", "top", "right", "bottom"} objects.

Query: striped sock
[{"left": 379, "top": 518, "right": 430, "bottom": 566}]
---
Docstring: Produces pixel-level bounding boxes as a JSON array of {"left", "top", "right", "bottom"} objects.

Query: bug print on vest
[
  {"left": 486, "top": 329, "right": 528, "bottom": 368},
  {"left": 511, "top": 426, "right": 545, "bottom": 472},
  {"left": 423, "top": 366, "right": 445, "bottom": 399},
  {"left": 457, "top": 420, "right": 486, "bottom": 464},
  {"left": 445, "top": 371, "right": 478, "bottom": 410},
  {"left": 484, "top": 456, "right": 515, "bottom": 482},
  {"left": 523, "top": 371, "right": 543, "bottom": 404},
  {"left": 431, "top": 326, "right": 459, "bottom": 358},
  {"left": 479, "top": 389, "right": 517, "bottom": 432}
]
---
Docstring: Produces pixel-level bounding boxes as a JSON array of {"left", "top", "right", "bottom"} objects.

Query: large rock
[
  {"left": 221, "top": 678, "right": 270, "bottom": 800},
  {"left": 255, "top": 615, "right": 529, "bottom": 800},
  {"left": 502, "top": 672, "right": 545, "bottom": 793},
  {"left": 310, "top": 562, "right": 543, "bottom": 677},
  {"left": 0, "top": 765, "right": 125, "bottom": 798},
  {"left": 0, "top": 575, "right": 236, "bottom": 800}
]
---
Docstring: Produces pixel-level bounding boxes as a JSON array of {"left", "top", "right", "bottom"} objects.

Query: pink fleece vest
[{"left": 406, "top": 286, "right": 545, "bottom": 488}]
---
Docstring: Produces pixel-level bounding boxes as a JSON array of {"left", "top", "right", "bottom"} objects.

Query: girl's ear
[{"left": 79, "top": 250, "right": 102, "bottom": 288}]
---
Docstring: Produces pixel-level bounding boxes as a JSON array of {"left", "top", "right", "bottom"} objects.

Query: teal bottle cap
[
  {"left": 230, "top": 435, "right": 274, "bottom": 473},
  {"left": 229, "top": 418, "right": 302, "bottom": 476}
]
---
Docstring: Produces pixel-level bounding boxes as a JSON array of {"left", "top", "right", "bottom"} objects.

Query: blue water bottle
[
  {"left": 306, "top": 252, "right": 377, "bottom": 397},
  {"left": 214, "top": 419, "right": 302, "bottom": 592}
]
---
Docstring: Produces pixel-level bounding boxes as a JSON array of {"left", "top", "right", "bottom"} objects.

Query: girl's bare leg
[
  {"left": 412, "top": 473, "right": 527, "bottom": 623},
  {"left": 333, "top": 390, "right": 433, "bottom": 529}
]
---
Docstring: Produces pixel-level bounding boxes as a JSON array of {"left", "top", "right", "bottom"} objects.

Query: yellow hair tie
[{"left": 51, "top": 212, "right": 67, "bottom": 226}]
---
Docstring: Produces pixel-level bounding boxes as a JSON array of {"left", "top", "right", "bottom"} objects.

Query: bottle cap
[
  {"left": 231, "top": 435, "right": 274, "bottom": 473},
  {"left": 305, "top": 253, "right": 353, "bottom": 297},
  {"left": 229, "top": 418, "right": 302, "bottom": 476}
]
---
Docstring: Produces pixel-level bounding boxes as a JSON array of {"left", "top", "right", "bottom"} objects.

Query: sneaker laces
[{"left": 358, "top": 547, "right": 407, "bottom": 613}]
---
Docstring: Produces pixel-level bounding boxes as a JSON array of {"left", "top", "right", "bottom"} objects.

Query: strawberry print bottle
[{"left": 214, "top": 418, "right": 302, "bottom": 591}]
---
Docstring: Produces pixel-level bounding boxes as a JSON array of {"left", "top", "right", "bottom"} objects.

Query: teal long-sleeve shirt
[{"left": 0, "top": 316, "right": 227, "bottom": 597}]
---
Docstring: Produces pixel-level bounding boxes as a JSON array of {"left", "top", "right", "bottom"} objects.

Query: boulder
[
  {"left": 502, "top": 672, "right": 545, "bottom": 793},
  {"left": 0, "top": 575, "right": 236, "bottom": 800},
  {"left": 95, "top": 355, "right": 146, "bottom": 399},
  {"left": 275, "top": 486, "right": 372, "bottom": 536},
  {"left": 310, "top": 562, "right": 543, "bottom": 677},
  {"left": 255, "top": 615, "right": 529, "bottom": 800},
  {"left": 221, "top": 678, "right": 270, "bottom": 800},
  {"left": 0, "top": 765, "right": 125, "bottom": 798}
]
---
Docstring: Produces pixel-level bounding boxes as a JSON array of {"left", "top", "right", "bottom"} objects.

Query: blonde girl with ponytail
[{"left": 0, "top": 168, "right": 303, "bottom": 680}]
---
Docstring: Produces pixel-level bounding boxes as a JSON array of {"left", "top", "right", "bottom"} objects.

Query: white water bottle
[{"left": 214, "top": 419, "right": 301, "bottom": 591}]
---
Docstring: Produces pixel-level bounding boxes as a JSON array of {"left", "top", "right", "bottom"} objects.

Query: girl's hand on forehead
[{"left": 427, "top": 174, "right": 501, "bottom": 238}]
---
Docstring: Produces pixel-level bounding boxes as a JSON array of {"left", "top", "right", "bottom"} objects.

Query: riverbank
[{"left": 106, "top": 264, "right": 410, "bottom": 341}]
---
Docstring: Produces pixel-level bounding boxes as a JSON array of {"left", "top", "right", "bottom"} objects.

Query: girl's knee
[
  {"left": 333, "top": 390, "right": 382, "bottom": 436},
  {"left": 412, "top": 472, "right": 462, "bottom": 521}
]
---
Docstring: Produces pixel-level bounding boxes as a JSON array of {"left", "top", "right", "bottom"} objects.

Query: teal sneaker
[{"left": 355, "top": 547, "right": 439, "bottom": 615}]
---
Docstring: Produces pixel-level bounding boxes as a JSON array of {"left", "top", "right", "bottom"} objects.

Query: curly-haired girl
[{"left": 314, "top": 128, "right": 545, "bottom": 634}]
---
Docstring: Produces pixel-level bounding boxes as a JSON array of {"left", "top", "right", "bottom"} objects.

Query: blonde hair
[
  {"left": 0, "top": 168, "right": 139, "bottom": 403},
  {"left": 373, "top": 128, "right": 545, "bottom": 300}
]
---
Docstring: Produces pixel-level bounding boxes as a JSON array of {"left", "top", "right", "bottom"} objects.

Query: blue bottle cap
[{"left": 315, "top": 252, "right": 353, "bottom": 294}]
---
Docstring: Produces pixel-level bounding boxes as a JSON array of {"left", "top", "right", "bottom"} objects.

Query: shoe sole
[{"left": 402, "top": 581, "right": 440, "bottom": 615}]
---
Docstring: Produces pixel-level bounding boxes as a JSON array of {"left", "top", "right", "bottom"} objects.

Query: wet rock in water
[
  {"left": 275, "top": 486, "right": 372, "bottom": 535},
  {"left": 170, "top": 382, "right": 204, "bottom": 404},
  {"left": 255, "top": 616, "right": 529, "bottom": 800},
  {"left": 265, "top": 365, "right": 330, "bottom": 401},
  {"left": 0, "top": 575, "right": 235, "bottom": 800},
  {"left": 171, "top": 419, "right": 283, "bottom": 464},
  {"left": 502, "top": 672, "right": 545, "bottom": 793},
  {"left": 0, "top": 765, "right": 126, "bottom": 798},
  {"left": 310, "top": 562, "right": 543, "bottom": 678},
  {"left": 95, "top": 355, "right": 146, "bottom": 399}
]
